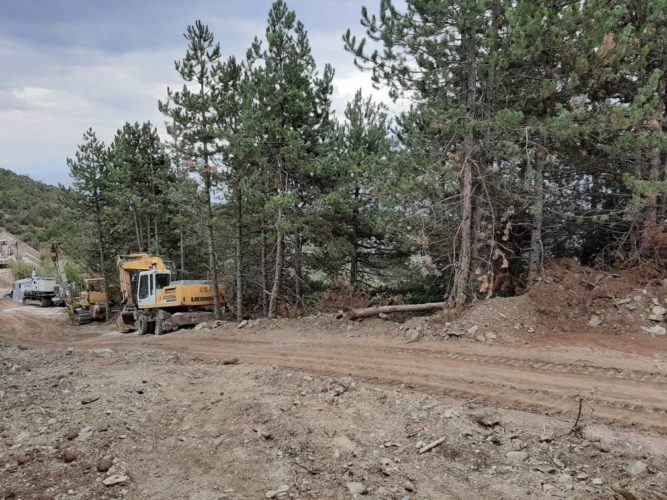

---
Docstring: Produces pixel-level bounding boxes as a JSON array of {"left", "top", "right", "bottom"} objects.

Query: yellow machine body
[{"left": 116, "top": 253, "right": 224, "bottom": 334}]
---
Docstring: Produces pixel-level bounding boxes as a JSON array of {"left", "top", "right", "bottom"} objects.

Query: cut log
[{"left": 346, "top": 302, "right": 446, "bottom": 320}]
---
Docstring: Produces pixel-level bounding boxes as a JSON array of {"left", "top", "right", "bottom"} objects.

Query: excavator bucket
[{"left": 116, "top": 311, "right": 136, "bottom": 333}]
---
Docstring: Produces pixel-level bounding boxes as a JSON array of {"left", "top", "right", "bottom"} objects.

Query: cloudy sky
[{"left": 0, "top": 0, "right": 392, "bottom": 185}]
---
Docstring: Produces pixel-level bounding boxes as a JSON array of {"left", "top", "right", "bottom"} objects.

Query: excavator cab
[
  {"left": 80, "top": 278, "right": 106, "bottom": 307},
  {"left": 136, "top": 271, "right": 171, "bottom": 308}
]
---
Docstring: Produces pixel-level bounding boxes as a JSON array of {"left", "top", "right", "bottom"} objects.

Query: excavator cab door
[{"left": 137, "top": 271, "right": 156, "bottom": 308}]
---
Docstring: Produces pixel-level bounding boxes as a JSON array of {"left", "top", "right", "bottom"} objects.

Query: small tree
[{"left": 67, "top": 128, "right": 111, "bottom": 320}]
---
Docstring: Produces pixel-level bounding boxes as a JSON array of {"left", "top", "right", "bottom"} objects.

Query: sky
[{"left": 0, "top": 0, "right": 394, "bottom": 186}]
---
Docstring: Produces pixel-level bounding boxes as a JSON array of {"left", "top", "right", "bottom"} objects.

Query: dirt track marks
[{"left": 2, "top": 301, "right": 666, "bottom": 435}]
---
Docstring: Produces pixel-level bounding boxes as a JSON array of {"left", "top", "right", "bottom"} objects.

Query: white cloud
[{"left": 0, "top": 1, "right": 407, "bottom": 186}]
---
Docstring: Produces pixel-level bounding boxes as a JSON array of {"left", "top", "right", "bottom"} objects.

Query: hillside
[{"left": 0, "top": 168, "right": 66, "bottom": 249}]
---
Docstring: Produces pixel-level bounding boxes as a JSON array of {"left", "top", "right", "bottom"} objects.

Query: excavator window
[
  {"left": 155, "top": 273, "right": 170, "bottom": 290},
  {"left": 138, "top": 275, "right": 149, "bottom": 300}
]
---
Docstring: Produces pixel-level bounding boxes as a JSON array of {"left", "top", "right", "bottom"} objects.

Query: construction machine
[
  {"left": 17, "top": 272, "right": 62, "bottom": 307},
  {"left": 50, "top": 243, "right": 118, "bottom": 325},
  {"left": 116, "top": 253, "right": 224, "bottom": 335},
  {"left": 73, "top": 278, "right": 121, "bottom": 325}
]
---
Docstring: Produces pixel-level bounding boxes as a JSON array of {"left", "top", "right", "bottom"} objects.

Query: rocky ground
[{"left": 1, "top": 341, "right": 666, "bottom": 500}]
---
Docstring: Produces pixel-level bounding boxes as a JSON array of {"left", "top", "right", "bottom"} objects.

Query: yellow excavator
[
  {"left": 50, "top": 243, "right": 118, "bottom": 325},
  {"left": 116, "top": 253, "right": 224, "bottom": 335}
]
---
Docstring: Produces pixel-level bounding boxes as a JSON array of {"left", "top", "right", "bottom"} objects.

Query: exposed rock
[
  {"left": 588, "top": 315, "right": 603, "bottom": 328},
  {"left": 93, "top": 348, "right": 113, "bottom": 358},
  {"left": 238, "top": 319, "right": 249, "bottom": 329},
  {"left": 557, "top": 474, "right": 572, "bottom": 485},
  {"left": 505, "top": 451, "right": 529, "bottom": 462},
  {"left": 403, "top": 480, "right": 415, "bottom": 492},
  {"left": 64, "top": 428, "right": 79, "bottom": 441},
  {"left": 266, "top": 485, "right": 290, "bottom": 498},
  {"left": 378, "top": 312, "right": 390, "bottom": 320},
  {"left": 346, "top": 482, "right": 365, "bottom": 495},
  {"left": 592, "top": 442, "right": 611, "bottom": 453},
  {"left": 62, "top": 449, "right": 78, "bottom": 463},
  {"left": 103, "top": 474, "right": 129, "bottom": 487},
  {"left": 591, "top": 478, "right": 604, "bottom": 486},
  {"left": 641, "top": 325, "right": 666, "bottom": 335},
  {"left": 332, "top": 435, "right": 358, "bottom": 454},
  {"left": 467, "top": 324, "right": 480, "bottom": 336},
  {"left": 472, "top": 413, "right": 500, "bottom": 428},
  {"left": 651, "top": 305, "right": 666, "bottom": 315},
  {"left": 97, "top": 456, "right": 114, "bottom": 472},
  {"left": 407, "top": 330, "right": 422, "bottom": 343},
  {"left": 581, "top": 426, "right": 601, "bottom": 442},
  {"left": 538, "top": 431, "right": 554, "bottom": 443},
  {"left": 626, "top": 460, "right": 648, "bottom": 477}
]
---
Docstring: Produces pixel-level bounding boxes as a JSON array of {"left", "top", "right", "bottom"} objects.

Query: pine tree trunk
[
  {"left": 154, "top": 217, "right": 159, "bottom": 254},
  {"left": 235, "top": 186, "right": 243, "bottom": 322},
  {"left": 658, "top": 73, "right": 667, "bottom": 220},
  {"left": 146, "top": 214, "right": 151, "bottom": 253},
  {"left": 132, "top": 202, "right": 143, "bottom": 252},
  {"left": 94, "top": 195, "right": 110, "bottom": 322},
  {"left": 137, "top": 212, "right": 144, "bottom": 252},
  {"left": 350, "top": 241, "right": 358, "bottom": 290},
  {"left": 643, "top": 73, "right": 666, "bottom": 248},
  {"left": 268, "top": 207, "right": 284, "bottom": 318},
  {"left": 450, "top": 28, "right": 477, "bottom": 308},
  {"left": 452, "top": 157, "right": 474, "bottom": 307},
  {"left": 528, "top": 151, "right": 545, "bottom": 284},
  {"left": 204, "top": 170, "right": 222, "bottom": 320},
  {"left": 294, "top": 235, "right": 302, "bottom": 305},
  {"left": 261, "top": 227, "right": 268, "bottom": 317},
  {"left": 350, "top": 185, "right": 359, "bottom": 290},
  {"left": 179, "top": 227, "right": 185, "bottom": 273}
]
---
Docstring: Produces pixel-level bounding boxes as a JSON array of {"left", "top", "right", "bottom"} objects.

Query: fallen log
[{"left": 346, "top": 302, "right": 447, "bottom": 320}]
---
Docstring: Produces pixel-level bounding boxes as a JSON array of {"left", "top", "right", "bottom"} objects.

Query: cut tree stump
[{"left": 346, "top": 302, "right": 446, "bottom": 320}]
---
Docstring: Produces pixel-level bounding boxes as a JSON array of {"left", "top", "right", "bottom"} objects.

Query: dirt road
[
  {"left": 2, "top": 298, "right": 667, "bottom": 498},
  {"left": 2, "top": 299, "right": 666, "bottom": 438}
]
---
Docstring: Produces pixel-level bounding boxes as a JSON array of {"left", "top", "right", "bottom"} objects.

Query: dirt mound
[{"left": 438, "top": 258, "right": 667, "bottom": 340}]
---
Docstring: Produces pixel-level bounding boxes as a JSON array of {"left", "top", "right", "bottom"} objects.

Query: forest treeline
[{"left": 57, "top": 0, "right": 665, "bottom": 320}]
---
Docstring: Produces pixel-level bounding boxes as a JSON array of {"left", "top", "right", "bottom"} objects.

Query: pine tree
[
  {"left": 108, "top": 121, "right": 171, "bottom": 254},
  {"left": 345, "top": 0, "right": 518, "bottom": 305},
  {"left": 66, "top": 128, "right": 111, "bottom": 320},
  {"left": 159, "top": 21, "right": 225, "bottom": 319},
  {"left": 317, "top": 89, "right": 393, "bottom": 289},
  {"left": 248, "top": 0, "right": 334, "bottom": 317}
]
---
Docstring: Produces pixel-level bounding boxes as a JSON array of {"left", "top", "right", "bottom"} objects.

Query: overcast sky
[{"left": 0, "top": 0, "right": 393, "bottom": 186}]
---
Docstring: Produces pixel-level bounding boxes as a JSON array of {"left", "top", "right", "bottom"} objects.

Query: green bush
[{"left": 9, "top": 261, "right": 35, "bottom": 280}]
